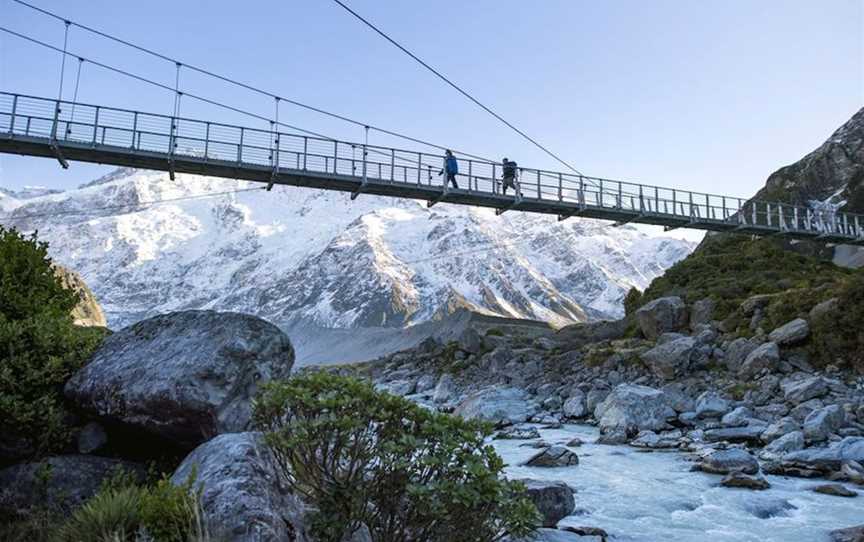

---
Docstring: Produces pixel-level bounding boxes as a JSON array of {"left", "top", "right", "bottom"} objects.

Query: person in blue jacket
[{"left": 438, "top": 149, "right": 459, "bottom": 189}]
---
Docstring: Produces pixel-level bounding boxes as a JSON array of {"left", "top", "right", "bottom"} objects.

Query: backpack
[{"left": 503, "top": 161, "right": 517, "bottom": 177}]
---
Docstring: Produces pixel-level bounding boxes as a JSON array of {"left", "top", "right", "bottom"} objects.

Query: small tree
[
  {"left": 253, "top": 372, "right": 539, "bottom": 542},
  {"left": 0, "top": 226, "right": 105, "bottom": 457}
]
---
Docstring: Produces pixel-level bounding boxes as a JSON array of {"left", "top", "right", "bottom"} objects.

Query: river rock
[
  {"left": 722, "top": 406, "right": 754, "bottom": 427},
  {"left": 760, "top": 431, "right": 805, "bottom": 459},
  {"left": 432, "top": 373, "right": 456, "bottom": 404},
  {"left": 171, "top": 432, "right": 308, "bottom": 542},
  {"left": 783, "top": 377, "right": 829, "bottom": 405},
  {"left": 781, "top": 437, "right": 864, "bottom": 473},
  {"left": 700, "top": 449, "right": 759, "bottom": 475},
  {"left": 739, "top": 342, "right": 780, "bottom": 378},
  {"left": 65, "top": 310, "right": 294, "bottom": 447},
  {"left": 517, "top": 479, "right": 576, "bottom": 527},
  {"left": 585, "top": 388, "right": 610, "bottom": 414},
  {"left": 830, "top": 525, "right": 864, "bottom": 542},
  {"left": 721, "top": 471, "right": 770, "bottom": 490},
  {"left": 595, "top": 384, "right": 674, "bottom": 435},
  {"left": 562, "top": 389, "right": 587, "bottom": 418},
  {"left": 803, "top": 405, "right": 846, "bottom": 442},
  {"left": 454, "top": 386, "right": 539, "bottom": 427},
  {"left": 768, "top": 318, "right": 810, "bottom": 346},
  {"left": 724, "top": 337, "right": 759, "bottom": 373},
  {"left": 523, "top": 446, "right": 580, "bottom": 467},
  {"left": 812, "top": 483, "right": 858, "bottom": 498},
  {"left": 695, "top": 391, "right": 731, "bottom": 419},
  {"left": 640, "top": 337, "right": 695, "bottom": 380},
  {"left": 0, "top": 455, "right": 144, "bottom": 513},
  {"left": 703, "top": 425, "right": 766, "bottom": 444},
  {"left": 495, "top": 426, "right": 541, "bottom": 440},
  {"left": 635, "top": 296, "right": 688, "bottom": 340}
]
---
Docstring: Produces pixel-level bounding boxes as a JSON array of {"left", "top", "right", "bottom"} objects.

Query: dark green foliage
[
  {"left": 254, "top": 372, "right": 540, "bottom": 542},
  {"left": 633, "top": 235, "right": 850, "bottom": 324},
  {"left": 0, "top": 226, "right": 106, "bottom": 458},
  {"left": 810, "top": 273, "right": 864, "bottom": 372},
  {"left": 623, "top": 287, "right": 643, "bottom": 316}
]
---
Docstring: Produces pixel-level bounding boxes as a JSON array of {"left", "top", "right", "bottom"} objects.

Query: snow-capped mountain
[{"left": 0, "top": 168, "right": 695, "bottom": 362}]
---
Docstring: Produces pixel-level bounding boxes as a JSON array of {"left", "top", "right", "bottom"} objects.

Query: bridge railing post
[
  {"left": 558, "top": 173, "right": 563, "bottom": 201},
  {"left": 204, "top": 122, "right": 210, "bottom": 160},
  {"left": 238, "top": 127, "right": 244, "bottom": 163},
  {"left": 416, "top": 153, "right": 421, "bottom": 184},
  {"left": 303, "top": 137, "right": 308, "bottom": 170},
  {"left": 333, "top": 141, "right": 339, "bottom": 174},
  {"left": 390, "top": 149, "right": 395, "bottom": 181},
  {"left": 131, "top": 112, "right": 138, "bottom": 149},
  {"left": 9, "top": 94, "right": 17, "bottom": 134},
  {"left": 92, "top": 106, "right": 100, "bottom": 146}
]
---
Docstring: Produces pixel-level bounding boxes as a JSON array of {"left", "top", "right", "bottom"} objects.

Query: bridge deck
[{"left": 1, "top": 92, "right": 862, "bottom": 246}]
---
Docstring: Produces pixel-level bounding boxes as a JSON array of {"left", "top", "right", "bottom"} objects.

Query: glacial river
[{"left": 494, "top": 425, "right": 861, "bottom": 542}]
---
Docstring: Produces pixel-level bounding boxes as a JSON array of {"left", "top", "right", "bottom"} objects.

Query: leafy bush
[
  {"left": 810, "top": 273, "right": 864, "bottom": 372},
  {"left": 0, "top": 226, "right": 106, "bottom": 457},
  {"left": 254, "top": 372, "right": 540, "bottom": 542}
]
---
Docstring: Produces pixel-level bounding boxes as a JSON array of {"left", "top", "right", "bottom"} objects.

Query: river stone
[
  {"left": 171, "top": 432, "right": 308, "bottom": 542},
  {"left": 0, "top": 455, "right": 144, "bottom": 513},
  {"left": 635, "top": 296, "right": 688, "bottom": 340},
  {"left": 812, "top": 483, "right": 858, "bottom": 498},
  {"left": 454, "top": 386, "right": 539, "bottom": 427},
  {"left": 585, "top": 388, "right": 610, "bottom": 414},
  {"left": 791, "top": 398, "right": 825, "bottom": 422},
  {"left": 768, "top": 318, "right": 810, "bottom": 346},
  {"left": 523, "top": 446, "right": 580, "bottom": 467},
  {"left": 700, "top": 449, "right": 759, "bottom": 475},
  {"left": 724, "top": 337, "right": 759, "bottom": 373},
  {"left": 595, "top": 384, "right": 674, "bottom": 435},
  {"left": 761, "top": 431, "right": 805, "bottom": 459},
  {"left": 783, "top": 377, "right": 829, "bottom": 405},
  {"left": 781, "top": 437, "right": 864, "bottom": 472},
  {"left": 640, "top": 337, "right": 695, "bottom": 380},
  {"left": 562, "top": 389, "right": 587, "bottom": 418},
  {"left": 739, "top": 342, "right": 780, "bottom": 378},
  {"left": 516, "top": 479, "right": 575, "bottom": 527},
  {"left": 65, "top": 310, "right": 294, "bottom": 447},
  {"left": 695, "top": 391, "right": 731, "bottom": 419},
  {"left": 704, "top": 425, "right": 766, "bottom": 444},
  {"left": 722, "top": 406, "right": 754, "bottom": 427},
  {"left": 803, "top": 405, "right": 846, "bottom": 442},
  {"left": 432, "top": 373, "right": 456, "bottom": 404},
  {"left": 831, "top": 525, "right": 864, "bottom": 542},
  {"left": 721, "top": 471, "right": 770, "bottom": 490}
]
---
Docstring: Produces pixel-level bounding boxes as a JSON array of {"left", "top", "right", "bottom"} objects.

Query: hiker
[
  {"left": 501, "top": 157, "right": 521, "bottom": 197},
  {"left": 438, "top": 150, "right": 459, "bottom": 189}
]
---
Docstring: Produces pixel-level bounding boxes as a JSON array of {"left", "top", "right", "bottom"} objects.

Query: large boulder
[
  {"left": 53, "top": 264, "right": 107, "bottom": 327},
  {"left": 522, "top": 446, "right": 580, "bottom": 468},
  {"left": 783, "top": 377, "right": 829, "bottom": 405},
  {"left": 555, "top": 318, "right": 628, "bottom": 349},
  {"left": 695, "top": 391, "right": 731, "bottom": 419},
  {"left": 700, "top": 449, "right": 759, "bottom": 475},
  {"left": 516, "top": 479, "right": 575, "bottom": 527},
  {"left": 172, "top": 432, "right": 308, "bottom": 542},
  {"left": 635, "top": 297, "right": 688, "bottom": 340},
  {"left": 830, "top": 525, "right": 864, "bottom": 542},
  {"left": 689, "top": 298, "right": 716, "bottom": 329},
  {"left": 0, "top": 455, "right": 144, "bottom": 514},
  {"left": 724, "top": 337, "right": 759, "bottom": 373},
  {"left": 768, "top": 318, "right": 810, "bottom": 346},
  {"left": 803, "top": 405, "right": 847, "bottom": 442},
  {"left": 738, "top": 342, "right": 780, "bottom": 378},
  {"left": 562, "top": 389, "right": 587, "bottom": 419},
  {"left": 594, "top": 384, "right": 674, "bottom": 435},
  {"left": 781, "top": 437, "right": 864, "bottom": 473},
  {"left": 760, "top": 431, "right": 805, "bottom": 460},
  {"left": 640, "top": 337, "right": 695, "bottom": 380},
  {"left": 65, "top": 310, "right": 295, "bottom": 447},
  {"left": 453, "top": 387, "right": 539, "bottom": 427}
]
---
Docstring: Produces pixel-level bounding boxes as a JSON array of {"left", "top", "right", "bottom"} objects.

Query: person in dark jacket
[
  {"left": 439, "top": 149, "right": 459, "bottom": 189},
  {"left": 501, "top": 157, "right": 521, "bottom": 196}
]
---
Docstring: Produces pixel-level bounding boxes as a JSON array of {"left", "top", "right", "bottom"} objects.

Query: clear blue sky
[{"left": 0, "top": 0, "right": 861, "bottom": 199}]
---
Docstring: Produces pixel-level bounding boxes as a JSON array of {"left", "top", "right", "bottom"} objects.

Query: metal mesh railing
[{"left": 1, "top": 91, "right": 862, "bottom": 242}]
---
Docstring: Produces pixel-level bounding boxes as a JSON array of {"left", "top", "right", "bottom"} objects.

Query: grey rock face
[
  {"left": 171, "top": 432, "right": 308, "bottom": 542},
  {"left": 454, "top": 386, "right": 539, "bottom": 427},
  {"left": 695, "top": 391, "right": 731, "bottom": 419},
  {"left": 700, "top": 449, "right": 759, "bottom": 475},
  {"left": 703, "top": 425, "right": 766, "bottom": 444},
  {"left": 783, "top": 377, "right": 829, "bottom": 405},
  {"left": 768, "top": 318, "right": 810, "bottom": 345},
  {"left": 640, "top": 337, "right": 695, "bottom": 380},
  {"left": 523, "top": 446, "right": 580, "bottom": 467},
  {"left": 739, "top": 342, "right": 780, "bottom": 379},
  {"left": 803, "top": 405, "right": 847, "bottom": 442},
  {"left": 517, "top": 479, "right": 575, "bottom": 527},
  {"left": 585, "top": 388, "right": 610, "bottom": 414},
  {"left": 562, "top": 389, "right": 587, "bottom": 418},
  {"left": 595, "top": 384, "right": 674, "bottom": 435},
  {"left": 722, "top": 406, "right": 754, "bottom": 427},
  {"left": 724, "top": 337, "right": 759, "bottom": 373},
  {"left": 65, "top": 310, "right": 294, "bottom": 447},
  {"left": 53, "top": 264, "right": 108, "bottom": 327},
  {"left": 432, "top": 373, "right": 456, "bottom": 404},
  {"left": 0, "top": 455, "right": 144, "bottom": 513},
  {"left": 635, "top": 296, "right": 688, "bottom": 340}
]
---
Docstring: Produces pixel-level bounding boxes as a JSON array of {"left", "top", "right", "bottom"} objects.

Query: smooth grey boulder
[
  {"left": 523, "top": 446, "right": 580, "bottom": 467},
  {"left": 562, "top": 389, "right": 587, "bottom": 418},
  {"left": 703, "top": 425, "right": 766, "bottom": 444},
  {"left": 172, "top": 432, "right": 308, "bottom": 542},
  {"left": 722, "top": 406, "right": 754, "bottom": 427},
  {"left": 768, "top": 318, "right": 810, "bottom": 346},
  {"left": 812, "top": 483, "right": 858, "bottom": 498},
  {"left": 555, "top": 318, "right": 628, "bottom": 350},
  {"left": 724, "top": 337, "right": 759, "bottom": 373},
  {"left": 760, "top": 431, "right": 805, "bottom": 459},
  {"left": 700, "top": 449, "right": 759, "bottom": 475},
  {"left": 640, "top": 337, "right": 695, "bottom": 380},
  {"left": 803, "top": 405, "right": 846, "bottom": 442},
  {"left": 781, "top": 437, "right": 864, "bottom": 473},
  {"left": 585, "top": 388, "right": 610, "bottom": 414},
  {"left": 65, "top": 310, "right": 294, "bottom": 447},
  {"left": 738, "top": 342, "right": 780, "bottom": 378},
  {"left": 830, "top": 525, "right": 864, "bottom": 542},
  {"left": 454, "top": 387, "right": 539, "bottom": 427},
  {"left": 517, "top": 479, "right": 575, "bottom": 527},
  {"left": 783, "top": 377, "right": 828, "bottom": 405},
  {"left": 635, "top": 296, "right": 688, "bottom": 340},
  {"left": 595, "top": 384, "right": 674, "bottom": 435},
  {"left": 695, "top": 391, "right": 731, "bottom": 419},
  {"left": 721, "top": 471, "right": 770, "bottom": 490},
  {"left": 0, "top": 455, "right": 144, "bottom": 513},
  {"left": 432, "top": 373, "right": 456, "bottom": 404}
]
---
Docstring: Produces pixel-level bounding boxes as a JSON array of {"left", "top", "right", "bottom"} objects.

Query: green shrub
[
  {"left": 254, "top": 372, "right": 540, "bottom": 542},
  {"left": 57, "top": 485, "right": 142, "bottom": 542},
  {"left": 810, "top": 273, "right": 864, "bottom": 372},
  {"left": 0, "top": 226, "right": 106, "bottom": 457}
]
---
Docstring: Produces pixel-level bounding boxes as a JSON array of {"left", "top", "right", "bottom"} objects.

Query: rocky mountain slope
[{"left": 0, "top": 168, "right": 693, "bottom": 362}]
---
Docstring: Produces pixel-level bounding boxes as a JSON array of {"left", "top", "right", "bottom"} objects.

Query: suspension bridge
[{"left": 1, "top": 91, "right": 863, "bottom": 245}]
